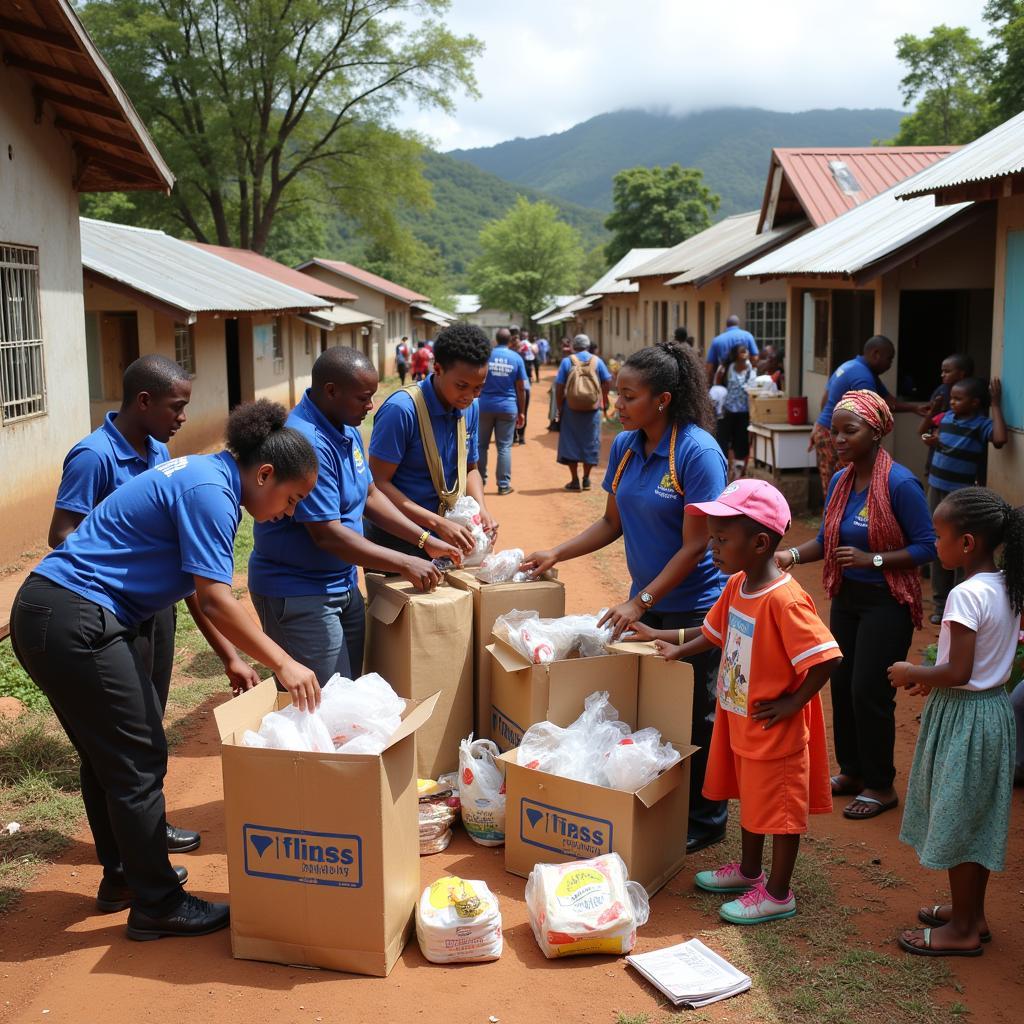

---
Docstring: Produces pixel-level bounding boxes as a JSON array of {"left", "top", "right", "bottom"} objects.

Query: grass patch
[{"left": 0, "top": 640, "right": 47, "bottom": 711}]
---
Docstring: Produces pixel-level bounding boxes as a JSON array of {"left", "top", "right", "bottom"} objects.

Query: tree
[
  {"left": 985, "top": 1, "right": 1024, "bottom": 124},
  {"left": 577, "top": 245, "right": 608, "bottom": 292},
  {"left": 361, "top": 236, "right": 454, "bottom": 310},
  {"left": 469, "top": 198, "right": 584, "bottom": 324},
  {"left": 889, "top": 25, "right": 991, "bottom": 145},
  {"left": 79, "top": 1, "right": 481, "bottom": 253},
  {"left": 603, "top": 165, "right": 719, "bottom": 265}
]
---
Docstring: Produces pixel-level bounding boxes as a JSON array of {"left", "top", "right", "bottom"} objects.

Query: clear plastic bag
[
  {"left": 445, "top": 496, "right": 493, "bottom": 567},
  {"left": 318, "top": 672, "right": 407, "bottom": 753},
  {"left": 458, "top": 736, "right": 505, "bottom": 846},
  {"left": 255, "top": 704, "right": 335, "bottom": 753},
  {"left": 603, "top": 727, "right": 680, "bottom": 791},
  {"left": 476, "top": 548, "right": 525, "bottom": 585},
  {"left": 525, "top": 853, "right": 649, "bottom": 958},
  {"left": 495, "top": 610, "right": 613, "bottom": 665}
]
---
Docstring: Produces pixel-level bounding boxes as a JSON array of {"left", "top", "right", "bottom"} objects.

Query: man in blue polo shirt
[
  {"left": 368, "top": 323, "right": 496, "bottom": 553},
  {"left": 249, "top": 347, "right": 460, "bottom": 684},
  {"left": 478, "top": 328, "right": 526, "bottom": 496},
  {"left": 705, "top": 315, "right": 758, "bottom": 385}
]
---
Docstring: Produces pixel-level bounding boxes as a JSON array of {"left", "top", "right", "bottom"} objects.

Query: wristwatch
[
  {"left": 639, "top": 591, "right": 654, "bottom": 607},
  {"left": 872, "top": 554, "right": 884, "bottom": 568}
]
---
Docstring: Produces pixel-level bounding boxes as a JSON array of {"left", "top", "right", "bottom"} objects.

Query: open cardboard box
[
  {"left": 496, "top": 642, "right": 696, "bottom": 895},
  {"left": 446, "top": 568, "right": 565, "bottom": 741},
  {"left": 214, "top": 677, "right": 439, "bottom": 977}
]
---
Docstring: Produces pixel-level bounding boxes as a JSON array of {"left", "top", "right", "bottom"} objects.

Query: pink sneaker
[
  {"left": 695, "top": 862, "right": 766, "bottom": 893},
  {"left": 719, "top": 881, "right": 797, "bottom": 924}
]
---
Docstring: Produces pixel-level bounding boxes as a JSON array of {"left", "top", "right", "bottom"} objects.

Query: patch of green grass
[
  {"left": 0, "top": 641, "right": 47, "bottom": 711},
  {"left": 614, "top": 1013, "right": 651, "bottom": 1024},
  {"left": 233, "top": 510, "right": 255, "bottom": 571}
]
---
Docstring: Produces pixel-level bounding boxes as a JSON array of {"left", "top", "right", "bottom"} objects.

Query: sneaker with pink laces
[
  {"left": 719, "top": 881, "right": 797, "bottom": 924},
  {"left": 694, "top": 862, "right": 766, "bottom": 893}
]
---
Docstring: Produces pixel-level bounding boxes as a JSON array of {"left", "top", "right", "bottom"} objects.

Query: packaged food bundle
[
  {"left": 444, "top": 496, "right": 493, "bottom": 567},
  {"left": 475, "top": 548, "right": 524, "bottom": 585},
  {"left": 458, "top": 736, "right": 505, "bottom": 846},
  {"left": 418, "top": 778, "right": 459, "bottom": 856},
  {"left": 518, "top": 691, "right": 679, "bottom": 791},
  {"left": 494, "top": 609, "right": 613, "bottom": 665},
  {"left": 416, "top": 876, "right": 503, "bottom": 963},
  {"left": 525, "top": 853, "right": 649, "bottom": 958}
]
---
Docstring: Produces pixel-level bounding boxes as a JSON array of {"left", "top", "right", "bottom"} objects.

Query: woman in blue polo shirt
[
  {"left": 523, "top": 341, "right": 729, "bottom": 854},
  {"left": 9, "top": 401, "right": 319, "bottom": 942},
  {"left": 368, "top": 323, "right": 496, "bottom": 553}
]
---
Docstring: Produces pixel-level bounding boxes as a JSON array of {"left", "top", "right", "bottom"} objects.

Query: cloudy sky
[{"left": 395, "top": 0, "right": 990, "bottom": 151}]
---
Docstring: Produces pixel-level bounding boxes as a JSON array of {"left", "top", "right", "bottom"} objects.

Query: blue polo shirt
[
  {"left": 928, "top": 412, "right": 993, "bottom": 493},
  {"left": 249, "top": 392, "right": 368, "bottom": 596},
  {"left": 603, "top": 423, "right": 726, "bottom": 613},
  {"left": 480, "top": 345, "right": 527, "bottom": 416},
  {"left": 35, "top": 452, "right": 242, "bottom": 626},
  {"left": 817, "top": 355, "right": 890, "bottom": 428},
  {"left": 369, "top": 375, "right": 480, "bottom": 515},
  {"left": 706, "top": 327, "right": 758, "bottom": 367},
  {"left": 555, "top": 351, "right": 613, "bottom": 387},
  {"left": 815, "top": 463, "right": 936, "bottom": 584},
  {"left": 54, "top": 412, "right": 171, "bottom": 516}
]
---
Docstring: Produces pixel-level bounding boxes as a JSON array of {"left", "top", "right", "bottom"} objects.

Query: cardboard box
[
  {"left": 496, "top": 642, "right": 696, "bottom": 895},
  {"left": 214, "top": 678, "right": 439, "bottom": 977},
  {"left": 447, "top": 568, "right": 565, "bottom": 741},
  {"left": 748, "top": 394, "right": 789, "bottom": 424},
  {"left": 364, "top": 575, "right": 473, "bottom": 778}
]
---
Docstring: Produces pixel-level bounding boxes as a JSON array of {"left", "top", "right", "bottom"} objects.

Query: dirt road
[{"left": 2, "top": 373, "right": 1022, "bottom": 1023}]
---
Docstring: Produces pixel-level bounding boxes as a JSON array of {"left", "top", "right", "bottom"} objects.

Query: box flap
[
  {"left": 368, "top": 589, "right": 405, "bottom": 626},
  {"left": 634, "top": 749, "right": 696, "bottom": 808},
  {"left": 637, "top": 655, "right": 694, "bottom": 748},
  {"left": 608, "top": 640, "right": 657, "bottom": 656},
  {"left": 545, "top": 652, "right": 639, "bottom": 728},
  {"left": 384, "top": 690, "right": 440, "bottom": 749},
  {"left": 486, "top": 640, "right": 532, "bottom": 674},
  {"left": 214, "top": 676, "right": 278, "bottom": 742},
  {"left": 497, "top": 747, "right": 519, "bottom": 768}
]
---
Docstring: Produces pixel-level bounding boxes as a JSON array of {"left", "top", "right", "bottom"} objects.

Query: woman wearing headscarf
[{"left": 776, "top": 391, "right": 936, "bottom": 822}]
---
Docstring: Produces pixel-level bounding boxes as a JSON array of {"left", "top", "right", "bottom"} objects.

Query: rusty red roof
[
  {"left": 190, "top": 243, "right": 357, "bottom": 302},
  {"left": 758, "top": 146, "right": 959, "bottom": 232},
  {"left": 295, "top": 258, "right": 428, "bottom": 304}
]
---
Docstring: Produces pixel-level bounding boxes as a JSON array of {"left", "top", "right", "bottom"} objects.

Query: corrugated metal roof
[
  {"left": 411, "top": 300, "right": 457, "bottom": 323},
  {"left": 305, "top": 305, "right": 380, "bottom": 328},
  {"left": 191, "top": 243, "right": 357, "bottom": 302},
  {"left": 585, "top": 248, "right": 667, "bottom": 295},
  {"left": 765, "top": 147, "right": 958, "bottom": 228},
  {"left": 535, "top": 294, "right": 598, "bottom": 326},
  {"left": 896, "top": 111, "right": 1024, "bottom": 199},
  {"left": 295, "top": 258, "right": 428, "bottom": 304},
  {"left": 531, "top": 295, "right": 578, "bottom": 321},
  {"left": 737, "top": 169, "right": 972, "bottom": 279},
  {"left": 454, "top": 294, "right": 482, "bottom": 315},
  {"left": 81, "top": 219, "right": 331, "bottom": 315}
]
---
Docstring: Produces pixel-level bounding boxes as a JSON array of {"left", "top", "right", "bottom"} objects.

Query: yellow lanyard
[{"left": 611, "top": 423, "right": 682, "bottom": 495}]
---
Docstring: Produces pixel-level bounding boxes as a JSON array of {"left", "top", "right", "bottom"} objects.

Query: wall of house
[
  {"left": 297, "top": 265, "right": 385, "bottom": 370},
  {"left": 600, "top": 294, "right": 643, "bottom": 357},
  {"left": 0, "top": 65, "right": 91, "bottom": 563}
]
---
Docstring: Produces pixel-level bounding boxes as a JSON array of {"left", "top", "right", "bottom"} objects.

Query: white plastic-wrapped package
[
  {"left": 525, "top": 853, "right": 649, "bottom": 958},
  {"left": 603, "top": 728, "right": 681, "bottom": 792},
  {"left": 458, "top": 736, "right": 505, "bottom": 846},
  {"left": 318, "top": 672, "right": 407, "bottom": 754},
  {"left": 416, "top": 876, "right": 503, "bottom": 963},
  {"left": 242, "top": 730, "right": 268, "bottom": 748},
  {"left": 476, "top": 548, "right": 524, "bottom": 585},
  {"left": 495, "top": 609, "right": 613, "bottom": 664},
  {"left": 445, "top": 496, "right": 493, "bottom": 567},
  {"left": 252, "top": 704, "right": 335, "bottom": 753}
]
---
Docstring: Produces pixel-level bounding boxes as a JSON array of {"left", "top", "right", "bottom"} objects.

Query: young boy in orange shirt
[{"left": 631, "top": 479, "right": 842, "bottom": 924}]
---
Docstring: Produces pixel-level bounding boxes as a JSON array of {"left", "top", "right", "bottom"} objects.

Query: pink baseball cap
[{"left": 686, "top": 479, "right": 792, "bottom": 536}]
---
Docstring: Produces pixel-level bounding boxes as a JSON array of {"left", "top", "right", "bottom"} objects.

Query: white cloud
[{"left": 394, "top": 0, "right": 991, "bottom": 150}]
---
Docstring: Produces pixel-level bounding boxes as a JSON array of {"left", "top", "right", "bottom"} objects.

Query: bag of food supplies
[
  {"left": 525, "top": 853, "right": 649, "bottom": 959},
  {"left": 416, "top": 876, "right": 503, "bottom": 964},
  {"left": 495, "top": 609, "right": 612, "bottom": 665},
  {"left": 458, "top": 736, "right": 505, "bottom": 846},
  {"left": 418, "top": 778, "right": 459, "bottom": 856},
  {"left": 445, "top": 495, "right": 493, "bottom": 567},
  {"left": 475, "top": 548, "right": 524, "bottom": 585}
]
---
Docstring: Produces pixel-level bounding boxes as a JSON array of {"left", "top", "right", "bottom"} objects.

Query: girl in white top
[{"left": 888, "top": 486, "right": 1023, "bottom": 959}]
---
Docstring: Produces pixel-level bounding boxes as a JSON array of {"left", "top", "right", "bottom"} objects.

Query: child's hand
[
  {"left": 920, "top": 432, "right": 938, "bottom": 448},
  {"left": 652, "top": 639, "right": 684, "bottom": 661},
  {"left": 752, "top": 694, "right": 802, "bottom": 729},
  {"left": 775, "top": 548, "right": 795, "bottom": 570},
  {"left": 624, "top": 620, "right": 659, "bottom": 643},
  {"left": 888, "top": 661, "right": 915, "bottom": 689},
  {"left": 990, "top": 377, "right": 1002, "bottom": 405}
]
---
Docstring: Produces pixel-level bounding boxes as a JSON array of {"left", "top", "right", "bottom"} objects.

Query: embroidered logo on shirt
[
  {"left": 154, "top": 457, "right": 189, "bottom": 477},
  {"left": 854, "top": 504, "right": 868, "bottom": 528},
  {"left": 353, "top": 447, "right": 366, "bottom": 474},
  {"left": 655, "top": 471, "right": 681, "bottom": 500}
]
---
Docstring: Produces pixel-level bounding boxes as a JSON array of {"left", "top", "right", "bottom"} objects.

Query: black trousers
[
  {"left": 516, "top": 388, "right": 531, "bottom": 443},
  {"left": 717, "top": 411, "right": 750, "bottom": 460},
  {"left": 134, "top": 603, "right": 176, "bottom": 712},
  {"left": 10, "top": 575, "right": 184, "bottom": 916},
  {"left": 829, "top": 579, "right": 914, "bottom": 791},
  {"left": 640, "top": 607, "right": 728, "bottom": 837}
]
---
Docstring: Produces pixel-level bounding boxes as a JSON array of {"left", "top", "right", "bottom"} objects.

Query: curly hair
[
  {"left": 226, "top": 399, "right": 318, "bottom": 478},
  {"left": 936, "top": 486, "right": 1024, "bottom": 615},
  {"left": 432, "top": 322, "right": 491, "bottom": 369},
  {"left": 951, "top": 376, "right": 990, "bottom": 407},
  {"left": 623, "top": 340, "right": 715, "bottom": 431}
]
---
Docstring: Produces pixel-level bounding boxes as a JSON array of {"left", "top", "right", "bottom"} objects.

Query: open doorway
[
  {"left": 225, "top": 319, "right": 241, "bottom": 410},
  {"left": 98, "top": 311, "right": 139, "bottom": 402}
]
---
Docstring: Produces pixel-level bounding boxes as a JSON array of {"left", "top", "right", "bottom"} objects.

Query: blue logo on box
[
  {"left": 519, "top": 799, "right": 613, "bottom": 858},
  {"left": 491, "top": 706, "right": 524, "bottom": 751},
  {"left": 242, "top": 824, "right": 362, "bottom": 888}
]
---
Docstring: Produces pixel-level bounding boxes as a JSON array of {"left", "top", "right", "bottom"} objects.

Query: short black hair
[
  {"left": 122, "top": 354, "right": 191, "bottom": 405},
  {"left": 945, "top": 352, "right": 975, "bottom": 374},
  {"left": 951, "top": 376, "right": 989, "bottom": 405},
  {"left": 311, "top": 345, "right": 374, "bottom": 389},
  {"left": 433, "top": 322, "right": 490, "bottom": 369},
  {"left": 737, "top": 514, "right": 784, "bottom": 552},
  {"left": 226, "top": 399, "right": 318, "bottom": 478},
  {"left": 673, "top": 326, "right": 689, "bottom": 343},
  {"left": 863, "top": 334, "right": 894, "bottom": 355}
]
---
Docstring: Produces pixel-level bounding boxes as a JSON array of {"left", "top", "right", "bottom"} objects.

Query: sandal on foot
[
  {"left": 582, "top": 478, "right": 592, "bottom": 490},
  {"left": 564, "top": 481, "right": 582, "bottom": 491},
  {"left": 898, "top": 927, "right": 983, "bottom": 958},
  {"left": 830, "top": 774, "right": 862, "bottom": 796},
  {"left": 917, "top": 906, "right": 991, "bottom": 943},
  {"left": 843, "top": 794, "right": 899, "bottom": 820}
]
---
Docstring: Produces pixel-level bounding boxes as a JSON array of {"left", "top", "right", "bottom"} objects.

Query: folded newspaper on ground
[{"left": 626, "top": 938, "right": 751, "bottom": 1008}]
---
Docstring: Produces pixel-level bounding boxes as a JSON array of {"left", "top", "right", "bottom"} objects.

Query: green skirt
[{"left": 899, "top": 685, "right": 1015, "bottom": 872}]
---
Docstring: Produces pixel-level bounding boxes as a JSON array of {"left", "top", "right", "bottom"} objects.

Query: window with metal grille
[
  {"left": 744, "top": 299, "right": 787, "bottom": 350},
  {"left": 174, "top": 322, "right": 195, "bottom": 374},
  {"left": 0, "top": 243, "right": 46, "bottom": 423}
]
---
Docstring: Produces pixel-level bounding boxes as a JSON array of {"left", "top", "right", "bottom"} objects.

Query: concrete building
[
  {"left": 453, "top": 295, "right": 518, "bottom": 334},
  {"left": 0, "top": 1, "right": 173, "bottom": 565}
]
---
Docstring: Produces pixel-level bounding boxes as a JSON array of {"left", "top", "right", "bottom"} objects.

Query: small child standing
[
  {"left": 889, "top": 486, "right": 1023, "bottom": 957},
  {"left": 631, "top": 479, "right": 842, "bottom": 924},
  {"left": 715, "top": 344, "right": 758, "bottom": 481}
]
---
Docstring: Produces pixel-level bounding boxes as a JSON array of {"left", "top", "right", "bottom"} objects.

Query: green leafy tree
[
  {"left": 576, "top": 245, "right": 608, "bottom": 292},
  {"left": 889, "top": 25, "right": 991, "bottom": 144},
  {"left": 361, "top": 236, "right": 454, "bottom": 310},
  {"left": 469, "top": 198, "right": 584, "bottom": 324},
  {"left": 603, "top": 165, "right": 719, "bottom": 265},
  {"left": 985, "top": 2, "right": 1024, "bottom": 124},
  {"left": 79, "top": 0, "right": 481, "bottom": 252}
]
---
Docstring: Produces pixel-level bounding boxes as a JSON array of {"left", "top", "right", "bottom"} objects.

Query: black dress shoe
[
  {"left": 97, "top": 865, "right": 189, "bottom": 913},
  {"left": 126, "top": 893, "right": 230, "bottom": 941},
  {"left": 686, "top": 828, "right": 727, "bottom": 855},
  {"left": 166, "top": 823, "right": 201, "bottom": 853}
]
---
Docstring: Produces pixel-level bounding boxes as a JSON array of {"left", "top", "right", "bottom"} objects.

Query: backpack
[{"left": 564, "top": 355, "right": 602, "bottom": 411}]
